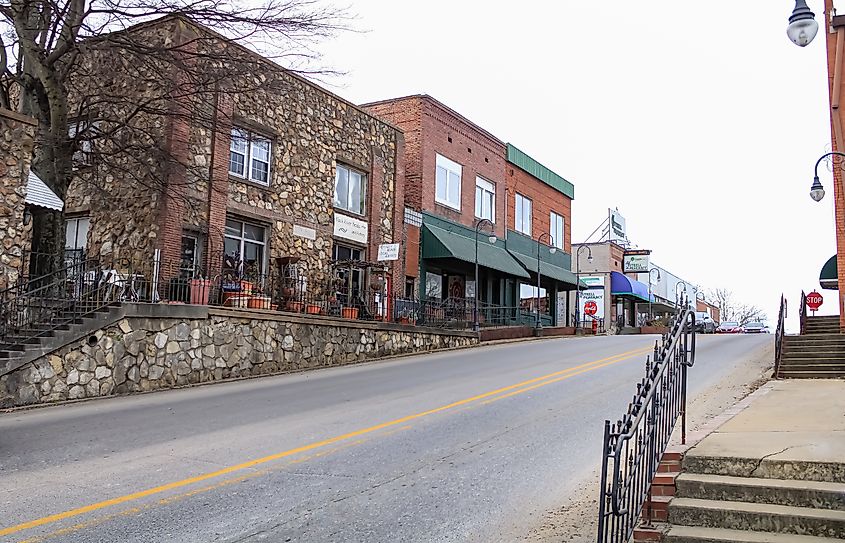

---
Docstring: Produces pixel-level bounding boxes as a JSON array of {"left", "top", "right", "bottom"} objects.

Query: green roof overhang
[
  {"left": 506, "top": 143, "right": 575, "bottom": 200},
  {"left": 422, "top": 223, "right": 530, "bottom": 279},
  {"left": 504, "top": 230, "right": 581, "bottom": 289},
  {"left": 821, "top": 254, "right": 838, "bottom": 290}
]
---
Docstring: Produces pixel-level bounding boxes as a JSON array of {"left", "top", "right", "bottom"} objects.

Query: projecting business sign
[
  {"left": 377, "top": 243, "right": 400, "bottom": 261},
  {"left": 333, "top": 214, "right": 368, "bottom": 244},
  {"left": 623, "top": 251, "right": 651, "bottom": 273},
  {"left": 609, "top": 208, "right": 627, "bottom": 243}
]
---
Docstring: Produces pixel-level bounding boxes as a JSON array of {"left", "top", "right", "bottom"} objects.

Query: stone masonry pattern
[
  {"left": 0, "top": 311, "right": 476, "bottom": 407},
  {"left": 0, "top": 109, "right": 36, "bottom": 291}
]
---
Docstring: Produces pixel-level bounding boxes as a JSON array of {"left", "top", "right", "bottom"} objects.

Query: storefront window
[
  {"left": 333, "top": 243, "right": 364, "bottom": 300},
  {"left": 519, "top": 283, "right": 549, "bottom": 315},
  {"left": 224, "top": 218, "right": 266, "bottom": 277}
]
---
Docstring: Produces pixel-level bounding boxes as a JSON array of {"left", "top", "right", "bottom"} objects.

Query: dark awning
[
  {"left": 821, "top": 255, "right": 838, "bottom": 290},
  {"left": 610, "top": 271, "right": 653, "bottom": 303},
  {"left": 507, "top": 250, "right": 582, "bottom": 289},
  {"left": 422, "top": 224, "right": 530, "bottom": 279}
]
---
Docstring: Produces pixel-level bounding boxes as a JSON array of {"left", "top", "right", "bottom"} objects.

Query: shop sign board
[
  {"left": 377, "top": 243, "right": 400, "bottom": 261},
  {"left": 580, "top": 288, "right": 606, "bottom": 320},
  {"left": 334, "top": 214, "right": 368, "bottom": 244},
  {"left": 623, "top": 250, "right": 651, "bottom": 273},
  {"left": 609, "top": 208, "right": 627, "bottom": 243}
]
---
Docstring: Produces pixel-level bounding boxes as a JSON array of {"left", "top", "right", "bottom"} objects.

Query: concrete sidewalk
[{"left": 683, "top": 379, "right": 845, "bottom": 482}]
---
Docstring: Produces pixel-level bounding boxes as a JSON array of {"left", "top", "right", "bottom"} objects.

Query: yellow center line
[{"left": 0, "top": 343, "right": 652, "bottom": 539}]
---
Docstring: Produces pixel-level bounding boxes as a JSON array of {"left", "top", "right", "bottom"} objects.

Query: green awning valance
[
  {"left": 507, "top": 250, "right": 581, "bottom": 289},
  {"left": 821, "top": 255, "right": 838, "bottom": 290},
  {"left": 422, "top": 224, "right": 530, "bottom": 279}
]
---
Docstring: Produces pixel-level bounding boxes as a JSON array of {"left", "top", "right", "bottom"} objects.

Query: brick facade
[
  {"left": 363, "top": 95, "right": 508, "bottom": 239},
  {"left": 505, "top": 163, "right": 573, "bottom": 253}
]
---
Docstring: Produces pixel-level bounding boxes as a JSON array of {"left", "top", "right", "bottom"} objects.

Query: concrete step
[
  {"left": 668, "top": 498, "right": 845, "bottom": 538},
  {"left": 666, "top": 525, "right": 845, "bottom": 543},
  {"left": 683, "top": 455, "right": 845, "bottom": 483},
  {"left": 675, "top": 473, "right": 845, "bottom": 510},
  {"left": 784, "top": 336, "right": 845, "bottom": 343},
  {"left": 781, "top": 352, "right": 845, "bottom": 361},
  {"left": 778, "top": 370, "right": 845, "bottom": 379}
]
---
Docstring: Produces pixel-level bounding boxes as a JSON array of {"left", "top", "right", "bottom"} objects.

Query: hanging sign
[
  {"left": 377, "top": 243, "right": 400, "bottom": 261},
  {"left": 334, "top": 214, "right": 368, "bottom": 244},
  {"left": 623, "top": 250, "right": 651, "bottom": 273}
]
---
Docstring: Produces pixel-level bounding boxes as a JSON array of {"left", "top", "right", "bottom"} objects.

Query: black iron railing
[
  {"left": 773, "top": 294, "right": 787, "bottom": 378},
  {"left": 799, "top": 290, "right": 807, "bottom": 335},
  {"left": 596, "top": 308, "right": 696, "bottom": 543}
]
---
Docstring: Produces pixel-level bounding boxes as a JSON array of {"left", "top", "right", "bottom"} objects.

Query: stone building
[
  {"left": 362, "top": 95, "right": 579, "bottom": 326},
  {"left": 63, "top": 16, "right": 405, "bottom": 299},
  {"left": 0, "top": 109, "right": 36, "bottom": 291}
]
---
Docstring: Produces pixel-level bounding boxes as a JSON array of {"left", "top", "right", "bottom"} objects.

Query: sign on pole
[
  {"left": 377, "top": 243, "right": 400, "bottom": 261},
  {"left": 584, "top": 301, "right": 598, "bottom": 316},
  {"left": 806, "top": 290, "right": 824, "bottom": 313}
]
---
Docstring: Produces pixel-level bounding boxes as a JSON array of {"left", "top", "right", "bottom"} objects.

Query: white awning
[{"left": 25, "top": 171, "right": 64, "bottom": 211}]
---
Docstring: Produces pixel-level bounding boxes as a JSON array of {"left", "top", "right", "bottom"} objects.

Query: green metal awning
[
  {"left": 507, "top": 250, "right": 581, "bottom": 289},
  {"left": 821, "top": 255, "right": 838, "bottom": 290},
  {"left": 422, "top": 224, "right": 530, "bottom": 279}
]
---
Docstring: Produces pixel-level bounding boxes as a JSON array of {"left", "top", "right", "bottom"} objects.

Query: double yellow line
[{"left": 0, "top": 344, "right": 651, "bottom": 540}]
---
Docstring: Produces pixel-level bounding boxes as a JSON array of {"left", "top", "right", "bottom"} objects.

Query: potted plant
[{"left": 341, "top": 306, "right": 359, "bottom": 319}]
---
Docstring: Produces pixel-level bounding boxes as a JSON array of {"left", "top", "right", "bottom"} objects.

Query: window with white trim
[
  {"left": 550, "top": 211, "right": 565, "bottom": 250},
  {"left": 229, "top": 128, "right": 271, "bottom": 185},
  {"left": 223, "top": 218, "right": 267, "bottom": 275},
  {"left": 435, "top": 154, "right": 462, "bottom": 210},
  {"left": 65, "top": 217, "right": 90, "bottom": 251},
  {"left": 515, "top": 193, "right": 532, "bottom": 236},
  {"left": 334, "top": 163, "right": 367, "bottom": 215},
  {"left": 475, "top": 177, "right": 495, "bottom": 222}
]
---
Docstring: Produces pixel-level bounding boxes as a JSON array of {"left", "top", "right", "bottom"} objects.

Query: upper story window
[
  {"left": 69, "top": 121, "right": 97, "bottom": 166},
  {"left": 435, "top": 153, "right": 462, "bottom": 210},
  {"left": 229, "top": 128, "right": 271, "bottom": 185},
  {"left": 515, "top": 193, "right": 532, "bottom": 236},
  {"left": 475, "top": 177, "right": 495, "bottom": 222},
  {"left": 334, "top": 163, "right": 367, "bottom": 215},
  {"left": 550, "top": 211, "right": 565, "bottom": 250}
]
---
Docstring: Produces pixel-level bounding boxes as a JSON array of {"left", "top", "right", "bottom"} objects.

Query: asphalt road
[{"left": 0, "top": 333, "right": 771, "bottom": 543}]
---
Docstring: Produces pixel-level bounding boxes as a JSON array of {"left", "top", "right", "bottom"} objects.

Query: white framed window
[
  {"left": 475, "top": 177, "right": 495, "bottom": 222},
  {"left": 65, "top": 217, "right": 90, "bottom": 251},
  {"left": 223, "top": 218, "right": 267, "bottom": 275},
  {"left": 515, "top": 193, "right": 532, "bottom": 236},
  {"left": 550, "top": 211, "right": 565, "bottom": 250},
  {"left": 435, "top": 154, "right": 462, "bottom": 210},
  {"left": 69, "top": 121, "right": 97, "bottom": 165},
  {"left": 229, "top": 128, "right": 271, "bottom": 185},
  {"left": 334, "top": 163, "right": 367, "bottom": 215}
]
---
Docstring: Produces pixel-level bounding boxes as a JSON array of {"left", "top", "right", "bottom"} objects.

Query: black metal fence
[
  {"left": 596, "top": 309, "right": 696, "bottom": 543},
  {"left": 773, "top": 294, "right": 787, "bottom": 378}
]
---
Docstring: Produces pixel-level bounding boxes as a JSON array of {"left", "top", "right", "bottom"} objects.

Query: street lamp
[
  {"left": 473, "top": 218, "right": 497, "bottom": 332},
  {"left": 787, "top": 0, "right": 819, "bottom": 47},
  {"left": 809, "top": 152, "right": 845, "bottom": 202},
  {"left": 575, "top": 245, "right": 593, "bottom": 330},
  {"left": 535, "top": 233, "right": 557, "bottom": 329},
  {"left": 675, "top": 281, "right": 688, "bottom": 311},
  {"left": 648, "top": 268, "right": 661, "bottom": 323}
]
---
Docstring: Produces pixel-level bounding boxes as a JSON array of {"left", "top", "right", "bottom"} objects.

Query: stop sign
[
  {"left": 584, "top": 301, "right": 598, "bottom": 316},
  {"left": 807, "top": 291, "right": 824, "bottom": 311}
]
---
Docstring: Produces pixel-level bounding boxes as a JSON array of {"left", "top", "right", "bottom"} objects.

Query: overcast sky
[{"left": 313, "top": 1, "right": 835, "bottom": 330}]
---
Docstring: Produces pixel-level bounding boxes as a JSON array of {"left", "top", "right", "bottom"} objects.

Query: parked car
[
  {"left": 693, "top": 312, "right": 717, "bottom": 334},
  {"left": 717, "top": 321, "right": 742, "bottom": 334},
  {"left": 743, "top": 321, "right": 767, "bottom": 334}
]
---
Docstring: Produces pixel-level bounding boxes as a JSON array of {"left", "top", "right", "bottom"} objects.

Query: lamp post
[
  {"left": 575, "top": 245, "right": 593, "bottom": 330},
  {"left": 473, "top": 218, "right": 497, "bottom": 332},
  {"left": 808, "top": 152, "right": 845, "bottom": 202},
  {"left": 535, "top": 232, "right": 557, "bottom": 329},
  {"left": 787, "top": 0, "right": 819, "bottom": 47},
  {"left": 675, "top": 280, "right": 688, "bottom": 311},
  {"left": 648, "top": 267, "right": 661, "bottom": 322}
]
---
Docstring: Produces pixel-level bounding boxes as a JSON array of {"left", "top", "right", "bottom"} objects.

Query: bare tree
[
  {"left": 0, "top": 0, "right": 348, "bottom": 267},
  {"left": 706, "top": 288, "right": 767, "bottom": 326}
]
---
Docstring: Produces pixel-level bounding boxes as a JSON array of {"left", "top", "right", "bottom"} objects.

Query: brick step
[
  {"left": 675, "top": 473, "right": 845, "bottom": 510},
  {"left": 668, "top": 498, "right": 845, "bottom": 537},
  {"left": 665, "top": 525, "right": 845, "bottom": 543}
]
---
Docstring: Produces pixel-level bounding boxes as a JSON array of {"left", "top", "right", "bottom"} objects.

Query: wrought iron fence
[
  {"left": 596, "top": 308, "right": 696, "bottom": 543},
  {"left": 799, "top": 290, "right": 807, "bottom": 335},
  {"left": 773, "top": 294, "right": 787, "bottom": 378}
]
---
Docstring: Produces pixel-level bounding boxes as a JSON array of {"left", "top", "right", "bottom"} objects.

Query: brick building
[
  {"left": 61, "top": 16, "right": 405, "bottom": 306},
  {"left": 364, "top": 95, "right": 579, "bottom": 326}
]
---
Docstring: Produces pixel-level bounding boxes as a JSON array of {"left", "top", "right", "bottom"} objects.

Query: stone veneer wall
[
  {"left": 0, "top": 109, "right": 36, "bottom": 291},
  {"left": 0, "top": 305, "right": 477, "bottom": 408}
]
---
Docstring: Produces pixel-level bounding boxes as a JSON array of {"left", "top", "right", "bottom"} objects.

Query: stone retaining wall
[{"left": 1, "top": 305, "right": 477, "bottom": 408}]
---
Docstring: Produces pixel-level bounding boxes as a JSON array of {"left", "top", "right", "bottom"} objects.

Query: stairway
[
  {"left": 0, "top": 302, "right": 122, "bottom": 378},
  {"left": 665, "top": 455, "right": 845, "bottom": 542},
  {"left": 779, "top": 316, "right": 845, "bottom": 379}
]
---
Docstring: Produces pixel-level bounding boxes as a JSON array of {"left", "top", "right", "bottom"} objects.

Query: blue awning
[{"left": 610, "top": 271, "right": 653, "bottom": 303}]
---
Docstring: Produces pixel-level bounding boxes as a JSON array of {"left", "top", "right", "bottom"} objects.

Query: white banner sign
[
  {"left": 623, "top": 254, "right": 650, "bottom": 273},
  {"left": 580, "top": 287, "right": 606, "bottom": 320},
  {"left": 377, "top": 243, "right": 400, "bottom": 261},
  {"left": 609, "top": 208, "right": 626, "bottom": 243},
  {"left": 334, "top": 213, "right": 368, "bottom": 244},
  {"left": 580, "top": 275, "right": 604, "bottom": 288}
]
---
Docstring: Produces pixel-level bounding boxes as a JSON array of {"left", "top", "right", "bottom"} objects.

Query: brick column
[
  {"left": 368, "top": 149, "right": 385, "bottom": 262},
  {"left": 825, "top": 6, "right": 845, "bottom": 331},
  {"left": 205, "top": 92, "right": 234, "bottom": 275},
  {"left": 390, "top": 133, "right": 406, "bottom": 294}
]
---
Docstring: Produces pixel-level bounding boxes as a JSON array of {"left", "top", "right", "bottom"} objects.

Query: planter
[
  {"left": 397, "top": 316, "right": 412, "bottom": 325},
  {"left": 224, "top": 295, "right": 250, "bottom": 309},
  {"left": 189, "top": 279, "right": 211, "bottom": 305},
  {"left": 341, "top": 307, "right": 359, "bottom": 319},
  {"left": 305, "top": 303, "right": 323, "bottom": 315},
  {"left": 285, "top": 301, "right": 304, "bottom": 312},
  {"left": 281, "top": 287, "right": 294, "bottom": 298},
  {"left": 248, "top": 296, "right": 271, "bottom": 310}
]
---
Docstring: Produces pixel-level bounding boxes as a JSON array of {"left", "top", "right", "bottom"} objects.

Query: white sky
[{"left": 313, "top": 1, "right": 837, "bottom": 330}]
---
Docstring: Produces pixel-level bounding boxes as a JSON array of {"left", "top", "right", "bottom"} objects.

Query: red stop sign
[
  {"left": 584, "top": 301, "right": 598, "bottom": 316},
  {"left": 807, "top": 291, "right": 824, "bottom": 311}
]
